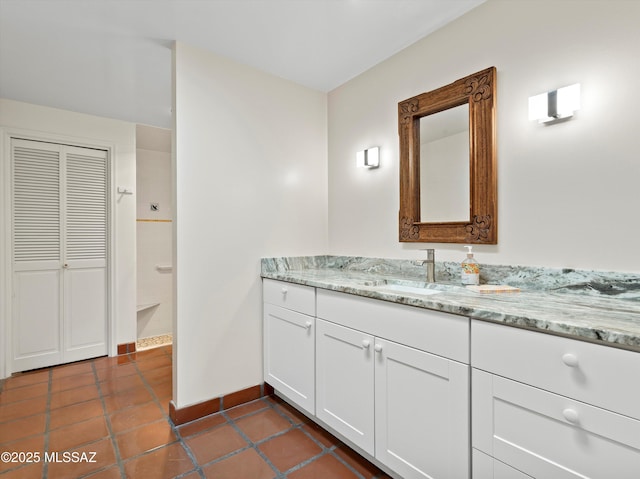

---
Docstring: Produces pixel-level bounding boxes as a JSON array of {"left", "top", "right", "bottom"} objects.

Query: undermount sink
[{"left": 376, "top": 283, "right": 442, "bottom": 296}]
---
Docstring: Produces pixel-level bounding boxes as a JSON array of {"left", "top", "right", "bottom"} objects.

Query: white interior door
[
  {"left": 11, "top": 138, "right": 108, "bottom": 372},
  {"left": 63, "top": 147, "right": 108, "bottom": 363}
]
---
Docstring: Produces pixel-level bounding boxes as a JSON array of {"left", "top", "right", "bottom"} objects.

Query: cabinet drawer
[
  {"left": 472, "top": 320, "right": 640, "bottom": 419},
  {"left": 317, "top": 288, "right": 469, "bottom": 363},
  {"left": 473, "top": 369, "right": 640, "bottom": 479},
  {"left": 263, "top": 279, "right": 315, "bottom": 316}
]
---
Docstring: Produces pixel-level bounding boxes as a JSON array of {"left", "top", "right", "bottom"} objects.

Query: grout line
[
  {"left": 220, "top": 409, "right": 286, "bottom": 479},
  {"left": 132, "top": 350, "right": 205, "bottom": 479},
  {"left": 92, "top": 359, "right": 127, "bottom": 479},
  {"left": 42, "top": 367, "right": 52, "bottom": 479}
]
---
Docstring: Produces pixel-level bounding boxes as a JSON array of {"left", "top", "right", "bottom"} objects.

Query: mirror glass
[
  {"left": 398, "top": 67, "right": 497, "bottom": 244},
  {"left": 420, "top": 103, "right": 469, "bottom": 222}
]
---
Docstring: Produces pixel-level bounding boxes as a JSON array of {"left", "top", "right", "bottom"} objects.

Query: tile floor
[{"left": 0, "top": 346, "right": 391, "bottom": 479}]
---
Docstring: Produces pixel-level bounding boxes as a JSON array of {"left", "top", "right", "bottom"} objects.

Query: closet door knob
[{"left": 562, "top": 353, "right": 579, "bottom": 367}]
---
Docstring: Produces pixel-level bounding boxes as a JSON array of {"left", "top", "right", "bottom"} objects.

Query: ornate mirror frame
[{"left": 398, "top": 66, "right": 497, "bottom": 244}]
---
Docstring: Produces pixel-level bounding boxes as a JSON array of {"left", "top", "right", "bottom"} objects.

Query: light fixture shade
[
  {"left": 557, "top": 83, "right": 581, "bottom": 117},
  {"left": 357, "top": 146, "right": 379, "bottom": 168},
  {"left": 528, "top": 92, "right": 549, "bottom": 122},
  {"left": 529, "top": 83, "right": 580, "bottom": 123}
]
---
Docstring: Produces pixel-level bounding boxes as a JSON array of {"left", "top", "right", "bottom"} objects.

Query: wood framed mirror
[{"left": 398, "top": 66, "right": 497, "bottom": 244}]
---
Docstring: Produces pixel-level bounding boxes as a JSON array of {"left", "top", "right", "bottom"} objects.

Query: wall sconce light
[
  {"left": 528, "top": 83, "right": 581, "bottom": 123},
  {"left": 356, "top": 146, "right": 379, "bottom": 169}
]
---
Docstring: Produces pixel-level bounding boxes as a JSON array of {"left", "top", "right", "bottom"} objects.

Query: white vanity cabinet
[
  {"left": 471, "top": 320, "right": 640, "bottom": 479},
  {"left": 263, "top": 279, "right": 316, "bottom": 414},
  {"left": 316, "top": 289, "right": 470, "bottom": 479}
]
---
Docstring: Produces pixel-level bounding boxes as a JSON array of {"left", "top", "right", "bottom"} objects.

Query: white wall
[
  {"left": 136, "top": 125, "right": 173, "bottom": 340},
  {"left": 0, "top": 98, "right": 137, "bottom": 376},
  {"left": 328, "top": 0, "right": 640, "bottom": 272},
  {"left": 173, "top": 43, "right": 328, "bottom": 407}
]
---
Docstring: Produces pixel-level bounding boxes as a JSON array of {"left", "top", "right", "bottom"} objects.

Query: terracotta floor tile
[
  {"left": 48, "top": 416, "right": 109, "bottom": 451},
  {"left": 287, "top": 454, "right": 359, "bottom": 479},
  {"left": 184, "top": 423, "right": 247, "bottom": 465},
  {"left": 225, "top": 399, "right": 269, "bottom": 419},
  {"left": 47, "top": 437, "right": 116, "bottom": 478},
  {"left": 0, "top": 435, "right": 45, "bottom": 474},
  {"left": 0, "top": 396, "right": 48, "bottom": 422},
  {"left": 203, "top": 448, "right": 276, "bottom": 479},
  {"left": 259, "top": 428, "right": 322, "bottom": 473},
  {"left": 0, "top": 413, "right": 46, "bottom": 443},
  {"left": 276, "top": 401, "right": 310, "bottom": 425},
  {"left": 130, "top": 348, "right": 167, "bottom": 361},
  {"left": 123, "top": 442, "right": 195, "bottom": 479},
  {"left": 1, "top": 369, "right": 49, "bottom": 390},
  {"left": 150, "top": 381, "right": 172, "bottom": 400},
  {"left": 116, "top": 419, "right": 177, "bottom": 460},
  {"left": 0, "top": 461, "right": 43, "bottom": 479},
  {"left": 94, "top": 355, "right": 133, "bottom": 370},
  {"left": 141, "top": 365, "right": 172, "bottom": 385},
  {"left": 234, "top": 408, "right": 292, "bottom": 442},
  {"left": 50, "top": 371, "right": 96, "bottom": 393},
  {"left": 49, "top": 398, "right": 104, "bottom": 430},
  {"left": 335, "top": 445, "right": 386, "bottom": 479},
  {"left": 177, "top": 412, "right": 228, "bottom": 438},
  {"left": 50, "top": 383, "right": 99, "bottom": 409},
  {"left": 84, "top": 465, "right": 124, "bottom": 479},
  {"left": 51, "top": 360, "right": 94, "bottom": 379},
  {"left": 0, "top": 382, "right": 49, "bottom": 404},
  {"left": 96, "top": 362, "right": 138, "bottom": 382},
  {"left": 302, "top": 422, "right": 341, "bottom": 448},
  {"left": 136, "top": 354, "right": 171, "bottom": 371},
  {"left": 109, "top": 401, "right": 165, "bottom": 434},
  {"left": 104, "top": 386, "right": 154, "bottom": 413},
  {"left": 99, "top": 374, "right": 145, "bottom": 396}
]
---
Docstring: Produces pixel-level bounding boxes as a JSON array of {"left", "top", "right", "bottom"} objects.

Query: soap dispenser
[{"left": 461, "top": 246, "right": 480, "bottom": 285}]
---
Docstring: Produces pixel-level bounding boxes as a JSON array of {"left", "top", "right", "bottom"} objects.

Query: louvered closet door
[
  {"left": 12, "top": 139, "right": 64, "bottom": 371},
  {"left": 63, "top": 146, "right": 108, "bottom": 363},
  {"left": 11, "top": 138, "right": 108, "bottom": 372}
]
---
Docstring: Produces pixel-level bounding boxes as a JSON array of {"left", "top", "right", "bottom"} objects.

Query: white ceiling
[{"left": 0, "top": 0, "right": 485, "bottom": 128}]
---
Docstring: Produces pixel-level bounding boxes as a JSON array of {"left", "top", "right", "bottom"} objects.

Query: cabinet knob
[
  {"left": 562, "top": 408, "right": 580, "bottom": 424},
  {"left": 362, "top": 339, "right": 371, "bottom": 349},
  {"left": 562, "top": 353, "right": 579, "bottom": 367},
  {"left": 305, "top": 320, "right": 312, "bottom": 330},
  {"left": 281, "top": 287, "right": 288, "bottom": 295},
  {"left": 374, "top": 344, "right": 383, "bottom": 353}
]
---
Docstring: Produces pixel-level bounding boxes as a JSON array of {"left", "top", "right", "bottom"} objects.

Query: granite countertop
[{"left": 261, "top": 256, "right": 640, "bottom": 353}]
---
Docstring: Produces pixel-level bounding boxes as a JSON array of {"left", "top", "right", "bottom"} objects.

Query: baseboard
[
  {"left": 117, "top": 342, "right": 137, "bottom": 355},
  {"left": 169, "top": 383, "right": 274, "bottom": 426}
]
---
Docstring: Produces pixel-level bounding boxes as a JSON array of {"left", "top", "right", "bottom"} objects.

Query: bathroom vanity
[{"left": 262, "top": 256, "right": 640, "bottom": 479}]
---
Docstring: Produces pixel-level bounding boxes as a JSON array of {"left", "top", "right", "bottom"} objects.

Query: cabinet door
[
  {"left": 473, "top": 369, "right": 640, "bottom": 479},
  {"left": 375, "top": 339, "right": 469, "bottom": 479},
  {"left": 264, "top": 304, "right": 315, "bottom": 414},
  {"left": 316, "top": 319, "right": 375, "bottom": 455},
  {"left": 473, "top": 449, "right": 533, "bottom": 479}
]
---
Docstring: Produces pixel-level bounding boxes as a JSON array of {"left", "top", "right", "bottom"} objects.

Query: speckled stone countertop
[{"left": 261, "top": 256, "right": 640, "bottom": 352}]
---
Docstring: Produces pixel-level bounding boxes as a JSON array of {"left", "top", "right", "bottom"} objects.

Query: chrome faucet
[{"left": 416, "top": 249, "right": 436, "bottom": 283}]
